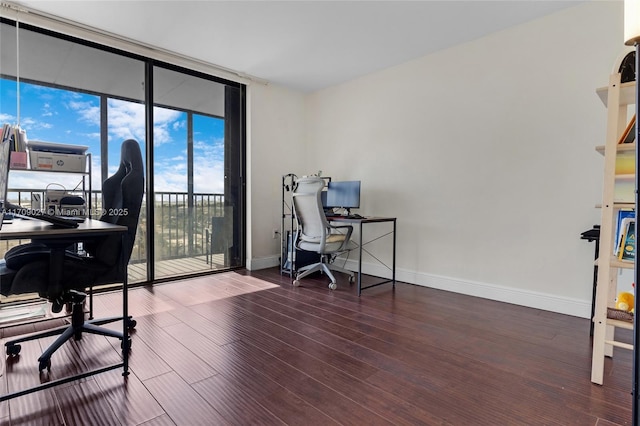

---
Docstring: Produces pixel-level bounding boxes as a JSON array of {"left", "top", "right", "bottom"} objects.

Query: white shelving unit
[
  {"left": 8, "top": 153, "right": 92, "bottom": 216},
  {"left": 591, "top": 74, "right": 637, "bottom": 384}
]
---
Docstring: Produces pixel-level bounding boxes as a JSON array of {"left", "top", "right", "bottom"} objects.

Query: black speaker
[{"left": 619, "top": 51, "right": 636, "bottom": 83}]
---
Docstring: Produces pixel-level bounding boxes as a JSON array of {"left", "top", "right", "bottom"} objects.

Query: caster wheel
[
  {"left": 127, "top": 318, "right": 137, "bottom": 329},
  {"left": 38, "top": 358, "right": 51, "bottom": 372},
  {"left": 6, "top": 344, "right": 21, "bottom": 356},
  {"left": 349, "top": 275, "right": 355, "bottom": 284},
  {"left": 121, "top": 337, "right": 132, "bottom": 351},
  {"left": 293, "top": 280, "right": 301, "bottom": 287},
  {"left": 329, "top": 283, "right": 337, "bottom": 290}
]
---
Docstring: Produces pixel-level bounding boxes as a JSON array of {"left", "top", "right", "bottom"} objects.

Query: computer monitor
[{"left": 323, "top": 180, "right": 360, "bottom": 214}]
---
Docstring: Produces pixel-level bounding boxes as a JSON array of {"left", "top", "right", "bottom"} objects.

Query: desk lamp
[{"left": 627, "top": 0, "right": 640, "bottom": 423}]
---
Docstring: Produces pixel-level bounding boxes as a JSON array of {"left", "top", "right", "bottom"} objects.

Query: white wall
[
  {"left": 246, "top": 83, "right": 307, "bottom": 269},
  {"left": 294, "top": 1, "right": 625, "bottom": 317}
]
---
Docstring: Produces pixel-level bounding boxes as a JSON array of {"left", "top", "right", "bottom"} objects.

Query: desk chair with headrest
[
  {"left": 291, "top": 177, "right": 355, "bottom": 290},
  {"left": 0, "top": 139, "right": 144, "bottom": 371}
]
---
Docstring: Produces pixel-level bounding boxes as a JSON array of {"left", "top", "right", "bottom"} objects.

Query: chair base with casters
[
  {"left": 293, "top": 253, "right": 355, "bottom": 290},
  {"left": 4, "top": 289, "right": 137, "bottom": 372}
]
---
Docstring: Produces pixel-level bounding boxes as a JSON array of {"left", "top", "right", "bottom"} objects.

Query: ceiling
[{"left": 13, "top": 1, "right": 584, "bottom": 92}]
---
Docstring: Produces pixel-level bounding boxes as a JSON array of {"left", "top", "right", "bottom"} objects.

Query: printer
[{"left": 27, "top": 140, "right": 89, "bottom": 172}]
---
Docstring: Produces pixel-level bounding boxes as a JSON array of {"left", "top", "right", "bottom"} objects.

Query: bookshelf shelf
[
  {"left": 606, "top": 317, "right": 634, "bottom": 330},
  {"left": 596, "top": 81, "right": 637, "bottom": 106},
  {"left": 595, "top": 142, "right": 636, "bottom": 155},
  {"left": 594, "top": 257, "right": 634, "bottom": 269},
  {"left": 609, "top": 257, "right": 633, "bottom": 269}
]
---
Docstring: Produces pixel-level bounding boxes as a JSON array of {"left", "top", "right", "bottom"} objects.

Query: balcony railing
[
  {"left": 152, "top": 191, "right": 225, "bottom": 262},
  {"left": 2, "top": 189, "right": 225, "bottom": 265}
]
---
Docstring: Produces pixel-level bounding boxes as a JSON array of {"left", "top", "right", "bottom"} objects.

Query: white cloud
[
  {"left": 0, "top": 113, "right": 15, "bottom": 123},
  {"left": 193, "top": 137, "right": 224, "bottom": 194},
  {"left": 41, "top": 102, "right": 55, "bottom": 118},
  {"left": 172, "top": 120, "right": 186, "bottom": 131},
  {"left": 81, "top": 132, "right": 100, "bottom": 140},
  {"left": 69, "top": 100, "right": 100, "bottom": 126},
  {"left": 19, "top": 117, "right": 53, "bottom": 134},
  {"left": 194, "top": 138, "right": 224, "bottom": 161},
  {"left": 105, "top": 99, "right": 182, "bottom": 146},
  {"left": 193, "top": 160, "right": 224, "bottom": 194}
]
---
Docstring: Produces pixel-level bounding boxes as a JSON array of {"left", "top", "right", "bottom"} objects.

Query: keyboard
[
  {"left": 346, "top": 214, "right": 365, "bottom": 219},
  {"left": 327, "top": 213, "right": 366, "bottom": 220},
  {"left": 6, "top": 203, "right": 80, "bottom": 229}
]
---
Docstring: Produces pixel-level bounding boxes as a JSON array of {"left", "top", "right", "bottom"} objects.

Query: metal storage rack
[
  {"left": 8, "top": 153, "right": 92, "bottom": 216},
  {"left": 280, "top": 173, "right": 297, "bottom": 277}
]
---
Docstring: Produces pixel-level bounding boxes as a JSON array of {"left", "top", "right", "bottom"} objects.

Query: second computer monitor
[{"left": 323, "top": 180, "right": 360, "bottom": 213}]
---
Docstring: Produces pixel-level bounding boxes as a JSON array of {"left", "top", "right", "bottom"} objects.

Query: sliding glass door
[
  {"left": 0, "top": 18, "right": 245, "bottom": 289},
  {"left": 151, "top": 65, "right": 244, "bottom": 279}
]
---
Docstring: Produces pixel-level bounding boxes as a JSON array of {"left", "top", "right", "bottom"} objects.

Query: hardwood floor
[{"left": 0, "top": 268, "right": 633, "bottom": 425}]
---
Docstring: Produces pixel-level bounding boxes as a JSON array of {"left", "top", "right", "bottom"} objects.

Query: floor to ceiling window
[
  {"left": 151, "top": 65, "right": 244, "bottom": 279},
  {"left": 0, "top": 18, "right": 246, "bottom": 299}
]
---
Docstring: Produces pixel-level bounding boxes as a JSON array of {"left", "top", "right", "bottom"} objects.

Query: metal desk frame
[
  {"left": 0, "top": 218, "right": 129, "bottom": 402},
  {"left": 329, "top": 216, "right": 396, "bottom": 295}
]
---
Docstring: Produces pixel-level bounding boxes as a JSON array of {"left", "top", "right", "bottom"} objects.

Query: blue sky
[{"left": 0, "top": 79, "right": 225, "bottom": 194}]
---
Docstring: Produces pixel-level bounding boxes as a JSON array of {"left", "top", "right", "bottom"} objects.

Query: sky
[{"left": 0, "top": 78, "right": 225, "bottom": 194}]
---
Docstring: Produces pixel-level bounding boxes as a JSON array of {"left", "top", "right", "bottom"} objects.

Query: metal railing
[
  {"left": 2, "top": 189, "right": 225, "bottom": 264},
  {"left": 153, "top": 191, "right": 225, "bottom": 262}
]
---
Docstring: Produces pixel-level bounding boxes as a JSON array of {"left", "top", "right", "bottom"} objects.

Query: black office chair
[{"left": 0, "top": 139, "right": 144, "bottom": 371}]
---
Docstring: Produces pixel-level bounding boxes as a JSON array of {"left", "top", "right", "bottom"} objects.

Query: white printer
[{"left": 27, "top": 140, "right": 89, "bottom": 172}]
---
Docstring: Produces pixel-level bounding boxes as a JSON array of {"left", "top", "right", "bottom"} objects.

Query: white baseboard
[
  {"left": 248, "top": 255, "right": 591, "bottom": 319},
  {"left": 414, "top": 271, "right": 590, "bottom": 319},
  {"left": 247, "top": 255, "right": 280, "bottom": 271},
  {"left": 342, "top": 259, "right": 591, "bottom": 319}
]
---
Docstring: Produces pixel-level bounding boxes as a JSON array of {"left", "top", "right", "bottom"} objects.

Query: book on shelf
[
  {"left": 618, "top": 219, "right": 636, "bottom": 262},
  {"left": 2, "top": 123, "right": 28, "bottom": 169},
  {"left": 615, "top": 210, "right": 635, "bottom": 255},
  {"left": 618, "top": 114, "right": 636, "bottom": 144},
  {"left": 1, "top": 124, "right": 10, "bottom": 144},
  {"left": 1, "top": 123, "right": 27, "bottom": 152}
]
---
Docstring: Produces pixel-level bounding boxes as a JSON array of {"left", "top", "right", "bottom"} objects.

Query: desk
[
  {"left": 328, "top": 216, "right": 396, "bottom": 295},
  {"left": 0, "top": 218, "right": 129, "bottom": 402}
]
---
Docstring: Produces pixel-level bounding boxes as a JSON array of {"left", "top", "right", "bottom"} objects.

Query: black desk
[
  {"left": 0, "top": 218, "right": 129, "bottom": 402},
  {"left": 328, "top": 216, "right": 396, "bottom": 295}
]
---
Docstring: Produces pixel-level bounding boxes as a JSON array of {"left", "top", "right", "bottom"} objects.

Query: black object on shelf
[{"left": 581, "top": 225, "right": 600, "bottom": 336}]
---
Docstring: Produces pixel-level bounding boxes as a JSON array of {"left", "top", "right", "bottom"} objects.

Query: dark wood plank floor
[{"left": 0, "top": 268, "right": 633, "bottom": 425}]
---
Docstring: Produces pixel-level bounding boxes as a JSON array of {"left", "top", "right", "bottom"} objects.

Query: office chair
[
  {"left": 291, "top": 177, "right": 355, "bottom": 290},
  {"left": 0, "top": 139, "right": 144, "bottom": 371}
]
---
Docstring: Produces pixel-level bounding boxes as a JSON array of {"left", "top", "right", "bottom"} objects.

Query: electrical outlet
[{"left": 272, "top": 229, "right": 279, "bottom": 239}]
